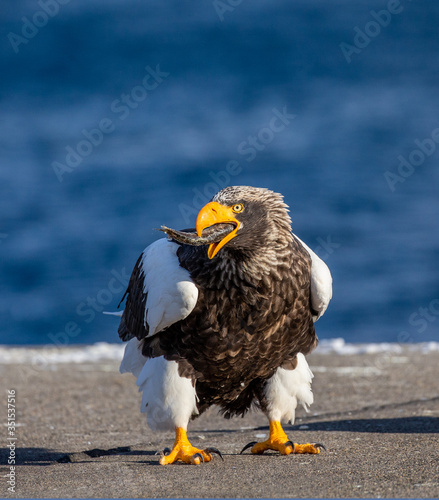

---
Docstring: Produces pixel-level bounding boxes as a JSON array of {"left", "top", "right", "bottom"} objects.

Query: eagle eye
[{"left": 232, "top": 204, "right": 244, "bottom": 213}]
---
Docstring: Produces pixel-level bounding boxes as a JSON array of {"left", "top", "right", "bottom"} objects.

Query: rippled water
[{"left": 1, "top": 0, "right": 439, "bottom": 345}]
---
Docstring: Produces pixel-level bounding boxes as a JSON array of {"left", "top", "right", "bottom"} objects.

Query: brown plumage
[{"left": 118, "top": 186, "right": 318, "bottom": 419}]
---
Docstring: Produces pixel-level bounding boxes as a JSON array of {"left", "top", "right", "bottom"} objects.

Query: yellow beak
[{"left": 196, "top": 202, "right": 240, "bottom": 259}]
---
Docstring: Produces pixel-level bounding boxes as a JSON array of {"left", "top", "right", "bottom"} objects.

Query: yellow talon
[
  {"left": 251, "top": 421, "right": 294, "bottom": 455},
  {"left": 241, "top": 421, "right": 324, "bottom": 455},
  {"left": 293, "top": 442, "right": 322, "bottom": 454},
  {"left": 158, "top": 427, "right": 213, "bottom": 465}
]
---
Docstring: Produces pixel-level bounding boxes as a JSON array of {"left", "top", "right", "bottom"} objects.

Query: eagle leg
[
  {"left": 240, "top": 421, "right": 323, "bottom": 455},
  {"left": 158, "top": 427, "right": 219, "bottom": 465}
]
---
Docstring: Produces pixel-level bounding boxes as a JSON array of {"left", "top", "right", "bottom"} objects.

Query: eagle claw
[
  {"left": 191, "top": 452, "right": 204, "bottom": 464},
  {"left": 204, "top": 447, "right": 224, "bottom": 461},
  {"left": 285, "top": 440, "right": 295, "bottom": 453},
  {"left": 313, "top": 442, "right": 326, "bottom": 451},
  {"left": 240, "top": 441, "right": 258, "bottom": 454},
  {"left": 156, "top": 447, "right": 171, "bottom": 457}
]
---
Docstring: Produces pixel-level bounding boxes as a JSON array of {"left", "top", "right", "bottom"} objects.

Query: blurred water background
[{"left": 1, "top": 0, "right": 439, "bottom": 346}]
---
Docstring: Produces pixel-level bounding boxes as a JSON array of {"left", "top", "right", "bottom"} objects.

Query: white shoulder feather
[
  {"left": 293, "top": 233, "right": 333, "bottom": 321},
  {"left": 141, "top": 238, "right": 199, "bottom": 336}
]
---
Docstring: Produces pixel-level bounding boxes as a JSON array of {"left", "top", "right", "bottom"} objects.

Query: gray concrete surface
[{"left": 1, "top": 347, "right": 438, "bottom": 498}]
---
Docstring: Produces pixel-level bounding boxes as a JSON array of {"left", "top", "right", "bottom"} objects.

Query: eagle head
[{"left": 196, "top": 186, "right": 292, "bottom": 259}]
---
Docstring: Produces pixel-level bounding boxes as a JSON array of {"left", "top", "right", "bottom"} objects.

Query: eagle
[{"left": 116, "top": 186, "right": 332, "bottom": 465}]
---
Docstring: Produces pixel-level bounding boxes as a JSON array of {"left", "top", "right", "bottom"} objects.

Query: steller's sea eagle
[{"left": 117, "top": 186, "right": 332, "bottom": 465}]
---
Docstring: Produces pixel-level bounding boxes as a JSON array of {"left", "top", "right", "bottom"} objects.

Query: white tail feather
[{"left": 103, "top": 311, "right": 124, "bottom": 317}]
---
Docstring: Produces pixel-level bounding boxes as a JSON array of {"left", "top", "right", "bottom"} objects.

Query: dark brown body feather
[{"left": 118, "top": 236, "right": 318, "bottom": 419}]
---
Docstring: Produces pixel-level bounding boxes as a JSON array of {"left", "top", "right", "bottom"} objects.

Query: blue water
[{"left": 1, "top": 0, "right": 439, "bottom": 346}]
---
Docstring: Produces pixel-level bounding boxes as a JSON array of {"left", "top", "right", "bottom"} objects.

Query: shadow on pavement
[
  {"left": 289, "top": 416, "right": 439, "bottom": 433},
  {"left": 2, "top": 417, "right": 437, "bottom": 469},
  {"left": 0, "top": 447, "right": 66, "bottom": 466},
  {"left": 0, "top": 446, "right": 157, "bottom": 466}
]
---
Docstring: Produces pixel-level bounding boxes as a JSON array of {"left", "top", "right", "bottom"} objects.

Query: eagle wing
[
  {"left": 118, "top": 238, "right": 199, "bottom": 342},
  {"left": 118, "top": 238, "right": 200, "bottom": 431},
  {"left": 293, "top": 234, "right": 333, "bottom": 321}
]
